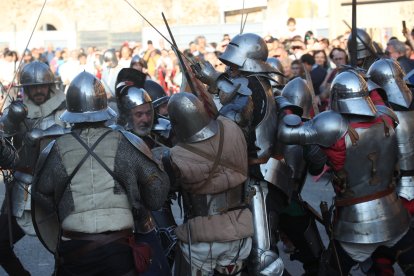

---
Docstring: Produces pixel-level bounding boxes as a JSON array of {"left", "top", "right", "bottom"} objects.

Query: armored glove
[{"left": 191, "top": 61, "right": 222, "bottom": 87}]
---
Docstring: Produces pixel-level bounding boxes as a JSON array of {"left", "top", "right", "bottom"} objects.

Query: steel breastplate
[
  {"left": 334, "top": 192, "right": 410, "bottom": 243},
  {"left": 394, "top": 110, "right": 414, "bottom": 171},
  {"left": 184, "top": 185, "right": 245, "bottom": 218},
  {"left": 342, "top": 122, "right": 397, "bottom": 199},
  {"left": 334, "top": 122, "right": 410, "bottom": 243}
]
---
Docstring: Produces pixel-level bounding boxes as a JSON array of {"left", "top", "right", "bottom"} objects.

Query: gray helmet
[
  {"left": 347, "top": 28, "right": 376, "bottom": 60},
  {"left": 267, "top": 57, "right": 286, "bottom": 87},
  {"left": 330, "top": 69, "right": 377, "bottom": 117},
  {"left": 367, "top": 58, "right": 413, "bottom": 108},
  {"left": 18, "top": 61, "right": 57, "bottom": 87},
  {"left": 60, "top": 72, "right": 117, "bottom": 123},
  {"left": 282, "top": 78, "right": 313, "bottom": 119},
  {"left": 168, "top": 92, "right": 218, "bottom": 143},
  {"left": 144, "top": 80, "right": 169, "bottom": 109},
  {"left": 103, "top": 48, "right": 118, "bottom": 68},
  {"left": 219, "top": 33, "right": 276, "bottom": 73}
]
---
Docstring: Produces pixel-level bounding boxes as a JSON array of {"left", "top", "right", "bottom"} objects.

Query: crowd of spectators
[{"left": 1, "top": 17, "right": 414, "bottom": 106}]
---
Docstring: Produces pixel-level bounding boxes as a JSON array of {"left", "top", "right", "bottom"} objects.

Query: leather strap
[
  {"left": 248, "top": 156, "right": 270, "bottom": 166},
  {"left": 55, "top": 130, "right": 112, "bottom": 206},
  {"left": 347, "top": 125, "right": 359, "bottom": 146},
  {"left": 178, "top": 120, "right": 225, "bottom": 186},
  {"left": 70, "top": 130, "right": 143, "bottom": 224},
  {"left": 178, "top": 121, "right": 245, "bottom": 176},
  {"left": 335, "top": 187, "right": 395, "bottom": 207}
]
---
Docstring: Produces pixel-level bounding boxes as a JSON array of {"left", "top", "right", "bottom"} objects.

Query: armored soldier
[
  {"left": 278, "top": 69, "right": 414, "bottom": 275},
  {"left": 115, "top": 68, "right": 176, "bottom": 266},
  {"left": 0, "top": 61, "right": 67, "bottom": 275},
  {"left": 31, "top": 71, "right": 171, "bottom": 275},
  {"left": 347, "top": 28, "right": 379, "bottom": 70},
  {"left": 368, "top": 59, "right": 414, "bottom": 217},
  {"left": 193, "top": 33, "right": 285, "bottom": 275},
  {"left": 270, "top": 78, "right": 326, "bottom": 275},
  {"left": 115, "top": 68, "right": 172, "bottom": 148},
  {"left": 158, "top": 92, "right": 253, "bottom": 275}
]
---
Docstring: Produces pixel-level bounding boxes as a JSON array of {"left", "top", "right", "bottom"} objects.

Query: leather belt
[
  {"left": 335, "top": 187, "right": 394, "bottom": 207},
  {"left": 248, "top": 157, "right": 269, "bottom": 166}
]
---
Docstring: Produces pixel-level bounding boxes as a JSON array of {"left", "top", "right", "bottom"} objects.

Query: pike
[
  {"left": 350, "top": 0, "right": 357, "bottom": 67},
  {"left": 0, "top": 0, "right": 48, "bottom": 112},
  {"left": 123, "top": 0, "right": 193, "bottom": 65},
  {"left": 161, "top": 13, "right": 218, "bottom": 118},
  {"left": 124, "top": 0, "right": 218, "bottom": 117},
  {"left": 161, "top": 12, "right": 197, "bottom": 95},
  {"left": 303, "top": 65, "right": 320, "bottom": 116}
]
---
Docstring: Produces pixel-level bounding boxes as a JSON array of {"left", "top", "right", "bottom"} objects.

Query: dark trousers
[
  {"left": 0, "top": 213, "right": 31, "bottom": 276},
  {"left": 57, "top": 239, "right": 136, "bottom": 276},
  {"left": 57, "top": 230, "right": 171, "bottom": 276}
]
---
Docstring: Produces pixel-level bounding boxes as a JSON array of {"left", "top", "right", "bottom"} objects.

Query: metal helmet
[
  {"left": 144, "top": 80, "right": 169, "bottom": 109},
  {"left": 18, "top": 61, "right": 57, "bottom": 87},
  {"left": 103, "top": 48, "right": 118, "bottom": 68},
  {"left": 119, "top": 86, "right": 152, "bottom": 110},
  {"left": 281, "top": 78, "right": 313, "bottom": 119},
  {"left": 267, "top": 57, "right": 286, "bottom": 87},
  {"left": 330, "top": 69, "right": 377, "bottom": 117},
  {"left": 115, "top": 68, "right": 146, "bottom": 97},
  {"left": 219, "top": 33, "right": 276, "bottom": 73},
  {"left": 347, "top": 28, "right": 376, "bottom": 60},
  {"left": 367, "top": 58, "right": 413, "bottom": 108},
  {"left": 168, "top": 92, "right": 218, "bottom": 143},
  {"left": 60, "top": 72, "right": 117, "bottom": 123}
]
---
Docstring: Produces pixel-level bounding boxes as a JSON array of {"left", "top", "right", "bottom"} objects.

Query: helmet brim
[{"left": 60, "top": 107, "right": 117, "bottom": 123}]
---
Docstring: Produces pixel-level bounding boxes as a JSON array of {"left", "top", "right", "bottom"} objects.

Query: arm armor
[
  {"left": 192, "top": 61, "right": 251, "bottom": 97},
  {"left": 303, "top": 144, "right": 327, "bottom": 175},
  {"left": 0, "top": 138, "right": 18, "bottom": 169},
  {"left": 277, "top": 111, "right": 348, "bottom": 147}
]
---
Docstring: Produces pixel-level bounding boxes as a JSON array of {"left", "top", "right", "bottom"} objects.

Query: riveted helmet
[
  {"left": 330, "top": 69, "right": 377, "bottom": 117},
  {"left": 282, "top": 78, "right": 313, "bottom": 119},
  {"left": 18, "top": 61, "right": 57, "bottom": 87},
  {"left": 60, "top": 72, "right": 117, "bottom": 123},
  {"left": 168, "top": 92, "right": 218, "bottom": 143},
  {"left": 103, "top": 48, "right": 118, "bottom": 68},
  {"left": 347, "top": 28, "right": 376, "bottom": 60},
  {"left": 367, "top": 58, "right": 412, "bottom": 108},
  {"left": 219, "top": 33, "right": 276, "bottom": 73}
]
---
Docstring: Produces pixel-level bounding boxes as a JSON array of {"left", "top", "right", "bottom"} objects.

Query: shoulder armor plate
[
  {"left": 33, "top": 140, "right": 56, "bottom": 176},
  {"left": 119, "top": 130, "right": 156, "bottom": 163}
]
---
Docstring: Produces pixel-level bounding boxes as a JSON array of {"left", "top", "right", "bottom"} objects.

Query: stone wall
[{"left": 0, "top": 0, "right": 221, "bottom": 33}]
